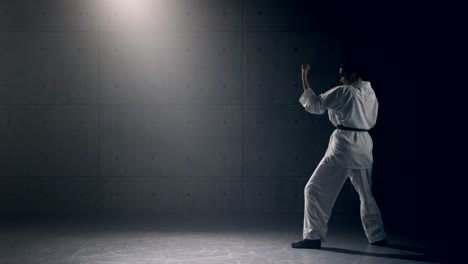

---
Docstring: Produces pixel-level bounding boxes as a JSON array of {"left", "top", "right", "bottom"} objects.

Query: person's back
[
  {"left": 331, "top": 80, "right": 378, "bottom": 130},
  {"left": 292, "top": 62, "right": 387, "bottom": 249},
  {"left": 322, "top": 80, "right": 378, "bottom": 168}
]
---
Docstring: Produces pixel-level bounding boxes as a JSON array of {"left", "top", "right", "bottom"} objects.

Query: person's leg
[
  {"left": 349, "top": 168, "right": 387, "bottom": 243},
  {"left": 293, "top": 163, "right": 348, "bottom": 248}
]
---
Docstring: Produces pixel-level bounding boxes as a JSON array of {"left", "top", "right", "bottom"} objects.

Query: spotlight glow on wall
[{"left": 101, "top": 0, "right": 172, "bottom": 31}]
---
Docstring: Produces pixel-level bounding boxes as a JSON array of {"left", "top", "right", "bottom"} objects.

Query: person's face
[{"left": 339, "top": 68, "right": 351, "bottom": 85}]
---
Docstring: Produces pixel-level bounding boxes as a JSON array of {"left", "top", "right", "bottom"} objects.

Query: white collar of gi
[{"left": 352, "top": 80, "right": 370, "bottom": 89}]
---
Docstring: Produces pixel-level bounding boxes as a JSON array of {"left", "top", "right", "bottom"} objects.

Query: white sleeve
[
  {"left": 299, "top": 88, "right": 325, "bottom": 114},
  {"left": 299, "top": 87, "right": 344, "bottom": 115},
  {"left": 299, "top": 88, "right": 314, "bottom": 106}
]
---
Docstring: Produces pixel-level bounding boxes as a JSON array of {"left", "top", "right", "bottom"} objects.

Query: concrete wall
[{"left": 0, "top": 0, "right": 365, "bottom": 216}]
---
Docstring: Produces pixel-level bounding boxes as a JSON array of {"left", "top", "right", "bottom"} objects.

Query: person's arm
[
  {"left": 299, "top": 64, "right": 343, "bottom": 115},
  {"left": 301, "top": 64, "right": 311, "bottom": 91},
  {"left": 299, "top": 64, "right": 323, "bottom": 114}
]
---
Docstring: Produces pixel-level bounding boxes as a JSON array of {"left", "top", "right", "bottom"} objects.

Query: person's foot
[
  {"left": 371, "top": 239, "right": 388, "bottom": 246},
  {"left": 291, "top": 239, "right": 321, "bottom": 249}
]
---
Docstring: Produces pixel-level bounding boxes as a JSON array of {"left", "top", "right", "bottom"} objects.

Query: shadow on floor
[{"left": 321, "top": 243, "right": 450, "bottom": 263}]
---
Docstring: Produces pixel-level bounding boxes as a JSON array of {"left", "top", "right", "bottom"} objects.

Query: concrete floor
[{"left": 0, "top": 213, "right": 450, "bottom": 264}]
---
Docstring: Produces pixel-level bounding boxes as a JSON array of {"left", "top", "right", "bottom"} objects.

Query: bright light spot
[{"left": 101, "top": 0, "right": 172, "bottom": 31}]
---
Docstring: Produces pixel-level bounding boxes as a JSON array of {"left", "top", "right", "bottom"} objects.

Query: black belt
[{"left": 336, "top": 125, "right": 369, "bottom": 132}]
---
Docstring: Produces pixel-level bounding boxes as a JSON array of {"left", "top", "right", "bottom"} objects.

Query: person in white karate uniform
[{"left": 291, "top": 62, "right": 388, "bottom": 249}]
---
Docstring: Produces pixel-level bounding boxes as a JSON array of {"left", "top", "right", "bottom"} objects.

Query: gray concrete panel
[
  {"left": 100, "top": 105, "right": 242, "bottom": 177},
  {"left": 0, "top": 106, "right": 99, "bottom": 177},
  {"left": 0, "top": 0, "right": 96, "bottom": 31},
  {"left": 243, "top": 32, "right": 344, "bottom": 105},
  {"left": 164, "top": 32, "right": 242, "bottom": 105},
  {"left": 243, "top": 0, "right": 319, "bottom": 31},
  {"left": 0, "top": 32, "right": 99, "bottom": 104},
  {"left": 37, "top": 177, "right": 99, "bottom": 214},
  {"left": 243, "top": 105, "right": 333, "bottom": 177},
  {"left": 243, "top": 177, "right": 307, "bottom": 213}
]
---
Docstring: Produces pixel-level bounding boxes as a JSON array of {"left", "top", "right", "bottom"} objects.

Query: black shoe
[
  {"left": 291, "top": 239, "right": 321, "bottom": 249},
  {"left": 371, "top": 239, "right": 388, "bottom": 247}
]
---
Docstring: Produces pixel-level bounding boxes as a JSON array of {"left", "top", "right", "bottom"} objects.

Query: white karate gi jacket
[{"left": 299, "top": 80, "right": 378, "bottom": 169}]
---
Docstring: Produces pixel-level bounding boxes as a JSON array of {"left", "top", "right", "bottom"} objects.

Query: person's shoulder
[
  {"left": 360, "top": 81, "right": 376, "bottom": 95},
  {"left": 355, "top": 80, "right": 373, "bottom": 90},
  {"left": 329, "top": 84, "right": 346, "bottom": 91},
  {"left": 329, "top": 85, "right": 352, "bottom": 95},
  {"left": 321, "top": 85, "right": 351, "bottom": 100}
]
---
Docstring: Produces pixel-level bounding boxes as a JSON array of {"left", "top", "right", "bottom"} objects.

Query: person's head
[{"left": 339, "top": 61, "right": 363, "bottom": 85}]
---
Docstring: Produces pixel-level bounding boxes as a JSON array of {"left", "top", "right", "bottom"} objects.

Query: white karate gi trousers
[{"left": 303, "top": 162, "right": 387, "bottom": 243}]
